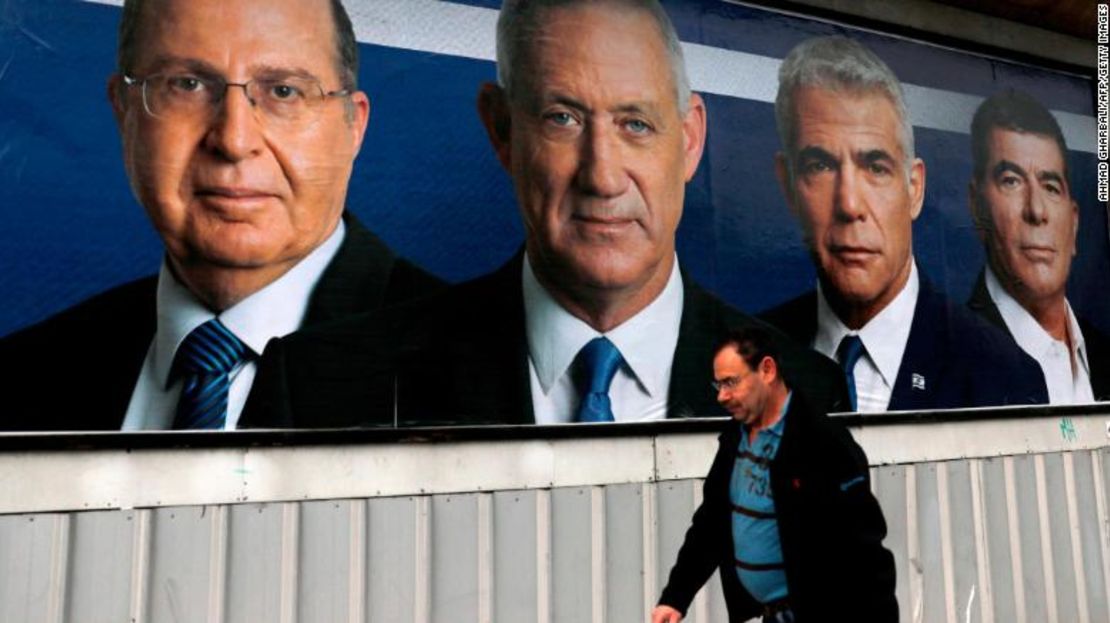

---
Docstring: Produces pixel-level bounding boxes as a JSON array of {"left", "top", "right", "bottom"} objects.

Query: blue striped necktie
[
  {"left": 836, "top": 334, "right": 866, "bottom": 411},
  {"left": 171, "top": 319, "right": 250, "bottom": 430},
  {"left": 572, "top": 337, "right": 624, "bottom": 423}
]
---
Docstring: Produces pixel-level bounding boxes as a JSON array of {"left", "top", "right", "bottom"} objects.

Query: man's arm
[{"left": 656, "top": 428, "right": 758, "bottom": 619}]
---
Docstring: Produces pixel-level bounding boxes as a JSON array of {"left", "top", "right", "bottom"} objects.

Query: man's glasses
[
  {"left": 711, "top": 371, "right": 752, "bottom": 392},
  {"left": 122, "top": 73, "right": 351, "bottom": 125}
]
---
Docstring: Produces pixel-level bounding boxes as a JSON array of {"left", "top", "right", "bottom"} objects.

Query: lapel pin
[{"left": 912, "top": 373, "right": 926, "bottom": 391}]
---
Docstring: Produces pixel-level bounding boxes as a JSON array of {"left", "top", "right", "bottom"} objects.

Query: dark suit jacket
[
  {"left": 657, "top": 392, "right": 897, "bottom": 622},
  {"left": 0, "top": 214, "right": 443, "bottom": 431},
  {"left": 242, "top": 253, "right": 850, "bottom": 427},
  {"left": 760, "top": 275, "right": 1048, "bottom": 410},
  {"left": 967, "top": 270, "right": 1110, "bottom": 401}
]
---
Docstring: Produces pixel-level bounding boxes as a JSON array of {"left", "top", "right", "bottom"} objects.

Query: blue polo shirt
[{"left": 730, "top": 391, "right": 791, "bottom": 603}]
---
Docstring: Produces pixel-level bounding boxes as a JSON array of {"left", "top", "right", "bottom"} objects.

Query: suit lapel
[
  {"left": 1081, "top": 320, "right": 1110, "bottom": 401},
  {"left": 669, "top": 280, "right": 731, "bottom": 418},
  {"left": 760, "top": 291, "right": 819, "bottom": 347},
  {"left": 967, "top": 270, "right": 1010, "bottom": 335},
  {"left": 303, "top": 213, "right": 397, "bottom": 326},
  {"left": 415, "top": 252, "right": 534, "bottom": 425},
  {"left": 889, "top": 280, "right": 943, "bottom": 410}
]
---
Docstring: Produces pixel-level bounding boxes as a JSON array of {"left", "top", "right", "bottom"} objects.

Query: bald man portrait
[
  {"left": 0, "top": 0, "right": 441, "bottom": 431},
  {"left": 243, "top": 0, "right": 848, "bottom": 428}
]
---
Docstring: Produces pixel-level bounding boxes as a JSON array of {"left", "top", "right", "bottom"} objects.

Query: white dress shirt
[
  {"left": 985, "top": 266, "right": 1093, "bottom": 405},
  {"left": 121, "top": 220, "right": 346, "bottom": 430},
  {"left": 812, "top": 261, "right": 919, "bottom": 413},
  {"left": 522, "top": 254, "right": 684, "bottom": 424}
]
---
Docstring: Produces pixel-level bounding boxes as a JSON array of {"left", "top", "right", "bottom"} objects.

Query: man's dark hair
[
  {"left": 970, "top": 89, "right": 1068, "bottom": 184},
  {"left": 117, "top": 0, "right": 360, "bottom": 91},
  {"left": 714, "top": 326, "right": 788, "bottom": 385}
]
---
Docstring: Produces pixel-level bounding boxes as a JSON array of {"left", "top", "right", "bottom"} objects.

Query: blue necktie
[
  {"left": 836, "top": 334, "right": 865, "bottom": 411},
  {"left": 572, "top": 337, "right": 624, "bottom": 423},
  {"left": 171, "top": 319, "right": 250, "bottom": 430}
]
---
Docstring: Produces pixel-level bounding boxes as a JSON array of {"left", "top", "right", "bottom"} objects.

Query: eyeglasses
[
  {"left": 711, "top": 371, "right": 753, "bottom": 392},
  {"left": 122, "top": 73, "right": 351, "bottom": 125}
]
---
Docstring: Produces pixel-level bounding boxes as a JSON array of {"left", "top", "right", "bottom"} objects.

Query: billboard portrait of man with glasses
[{"left": 0, "top": 0, "right": 441, "bottom": 431}]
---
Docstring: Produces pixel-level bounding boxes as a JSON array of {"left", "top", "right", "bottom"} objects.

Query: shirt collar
[
  {"left": 151, "top": 220, "right": 346, "bottom": 387},
  {"left": 814, "top": 260, "right": 919, "bottom": 388},
  {"left": 986, "top": 265, "right": 1089, "bottom": 373},
  {"left": 522, "top": 253, "right": 684, "bottom": 398}
]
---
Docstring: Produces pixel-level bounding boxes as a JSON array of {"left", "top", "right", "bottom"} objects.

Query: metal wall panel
[
  {"left": 430, "top": 493, "right": 479, "bottom": 623},
  {"left": 366, "top": 496, "right": 420, "bottom": 623},
  {"left": 912, "top": 464, "right": 944, "bottom": 621},
  {"left": 1012, "top": 454, "right": 1050, "bottom": 622},
  {"left": 4, "top": 436, "right": 1110, "bottom": 622},
  {"left": 66, "top": 510, "right": 133, "bottom": 623},
  {"left": 979, "top": 456, "right": 1018, "bottom": 623},
  {"left": 298, "top": 500, "right": 355, "bottom": 623},
  {"left": 226, "top": 503, "right": 284, "bottom": 623},
  {"left": 147, "top": 506, "right": 215, "bottom": 623},
  {"left": 549, "top": 487, "right": 593, "bottom": 623},
  {"left": 1042, "top": 454, "right": 1080, "bottom": 622},
  {"left": 945, "top": 461, "right": 978, "bottom": 623},
  {"left": 492, "top": 490, "right": 540, "bottom": 622},
  {"left": 1071, "top": 451, "right": 1109, "bottom": 621},
  {"left": 0, "top": 514, "right": 60, "bottom": 623},
  {"left": 604, "top": 484, "right": 645, "bottom": 622}
]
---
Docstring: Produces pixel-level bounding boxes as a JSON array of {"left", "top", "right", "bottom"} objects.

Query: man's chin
[
  {"left": 728, "top": 410, "right": 754, "bottom": 424},
  {"left": 180, "top": 242, "right": 297, "bottom": 273}
]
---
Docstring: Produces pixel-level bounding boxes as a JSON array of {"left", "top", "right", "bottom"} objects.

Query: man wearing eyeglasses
[
  {"left": 654, "top": 327, "right": 896, "bottom": 623},
  {"left": 0, "top": 0, "right": 440, "bottom": 431}
]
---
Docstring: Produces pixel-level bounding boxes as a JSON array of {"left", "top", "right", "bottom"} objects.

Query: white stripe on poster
[{"left": 82, "top": 0, "right": 1096, "bottom": 152}]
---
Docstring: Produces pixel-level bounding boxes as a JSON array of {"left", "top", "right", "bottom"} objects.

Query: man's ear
[
  {"left": 477, "top": 82, "right": 512, "bottom": 170},
  {"left": 347, "top": 90, "right": 372, "bottom": 158},
  {"left": 759, "top": 355, "right": 779, "bottom": 384},
  {"left": 681, "top": 93, "right": 707, "bottom": 181},
  {"left": 108, "top": 74, "right": 126, "bottom": 128},
  {"left": 907, "top": 157, "right": 926, "bottom": 221}
]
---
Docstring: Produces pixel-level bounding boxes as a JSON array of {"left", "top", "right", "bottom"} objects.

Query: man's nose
[
  {"left": 1023, "top": 184, "right": 1050, "bottom": 225},
  {"left": 203, "top": 84, "right": 265, "bottom": 161},
  {"left": 833, "top": 163, "right": 867, "bottom": 221},
  {"left": 576, "top": 124, "right": 630, "bottom": 198}
]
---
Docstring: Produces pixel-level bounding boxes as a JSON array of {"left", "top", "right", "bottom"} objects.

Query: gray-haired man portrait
[
  {"left": 0, "top": 0, "right": 442, "bottom": 431},
  {"left": 761, "top": 36, "right": 1047, "bottom": 411},
  {"left": 242, "top": 0, "right": 849, "bottom": 428},
  {"left": 966, "top": 89, "right": 1110, "bottom": 403}
]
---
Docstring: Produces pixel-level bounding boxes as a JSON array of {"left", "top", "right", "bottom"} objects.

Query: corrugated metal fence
[{"left": 0, "top": 409, "right": 1107, "bottom": 622}]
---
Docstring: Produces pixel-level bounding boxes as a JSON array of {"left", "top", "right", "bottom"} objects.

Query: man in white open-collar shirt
[
  {"left": 967, "top": 90, "right": 1110, "bottom": 403},
  {"left": 762, "top": 36, "right": 1047, "bottom": 411}
]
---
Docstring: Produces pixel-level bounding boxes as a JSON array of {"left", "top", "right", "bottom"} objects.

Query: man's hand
[{"left": 651, "top": 604, "right": 683, "bottom": 622}]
